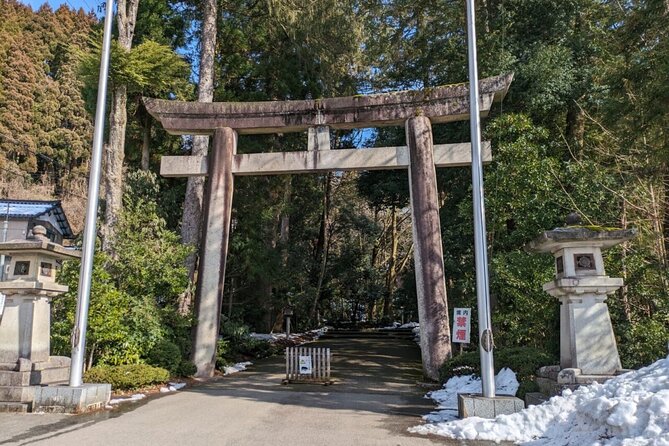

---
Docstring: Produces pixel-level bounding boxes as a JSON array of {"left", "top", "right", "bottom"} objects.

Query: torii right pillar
[{"left": 406, "top": 116, "right": 451, "bottom": 381}]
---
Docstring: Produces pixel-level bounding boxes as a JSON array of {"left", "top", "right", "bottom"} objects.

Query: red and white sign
[{"left": 452, "top": 308, "right": 471, "bottom": 343}]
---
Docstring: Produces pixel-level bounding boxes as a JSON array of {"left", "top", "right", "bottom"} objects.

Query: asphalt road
[{"left": 0, "top": 337, "right": 513, "bottom": 446}]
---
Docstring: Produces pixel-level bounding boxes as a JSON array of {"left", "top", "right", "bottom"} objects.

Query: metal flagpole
[
  {"left": 466, "top": 0, "right": 496, "bottom": 398},
  {"left": 69, "top": 0, "right": 115, "bottom": 387}
]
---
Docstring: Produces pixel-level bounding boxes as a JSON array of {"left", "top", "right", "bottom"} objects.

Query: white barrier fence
[{"left": 284, "top": 347, "right": 332, "bottom": 384}]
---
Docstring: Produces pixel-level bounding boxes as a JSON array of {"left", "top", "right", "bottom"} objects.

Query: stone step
[
  {"left": 31, "top": 366, "right": 70, "bottom": 385},
  {"left": 0, "top": 370, "right": 31, "bottom": 387},
  {"left": 0, "top": 402, "right": 31, "bottom": 413},
  {"left": 524, "top": 392, "right": 549, "bottom": 407},
  {"left": 0, "top": 385, "right": 36, "bottom": 402}
]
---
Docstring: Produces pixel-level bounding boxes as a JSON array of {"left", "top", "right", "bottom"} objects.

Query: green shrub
[
  {"left": 619, "top": 314, "right": 669, "bottom": 369},
  {"left": 220, "top": 320, "right": 251, "bottom": 344},
  {"left": 439, "top": 347, "right": 556, "bottom": 399},
  {"left": 146, "top": 340, "right": 182, "bottom": 374},
  {"left": 177, "top": 360, "right": 198, "bottom": 377},
  {"left": 84, "top": 364, "right": 170, "bottom": 390},
  {"left": 236, "top": 338, "right": 279, "bottom": 359},
  {"left": 216, "top": 339, "right": 232, "bottom": 370}
]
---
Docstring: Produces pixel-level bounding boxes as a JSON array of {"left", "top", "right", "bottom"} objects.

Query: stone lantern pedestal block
[
  {"left": 527, "top": 225, "right": 636, "bottom": 382},
  {"left": 0, "top": 226, "right": 111, "bottom": 412},
  {"left": 458, "top": 393, "right": 525, "bottom": 418},
  {"left": 545, "top": 278, "right": 623, "bottom": 375}
]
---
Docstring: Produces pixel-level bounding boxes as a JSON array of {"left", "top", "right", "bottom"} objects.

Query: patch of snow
[
  {"left": 169, "top": 382, "right": 186, "bottom": 390},
  {"left": 249, "top": 327, "right": 329, "bottom": 345},
  {"left": 381, "top": 322, "right": 402, "bottom": 329},
  {"left": 420, "top": 368, "right": 519, "bottom": 423},
  {"left": 309, "top": 326, "right": 329, "bottom": 339},
  {"left": 411, "top": 356, "right": 669, "bottom": 446},
  {"left": 250, "top": 333, "right": 279, "bottom": 341},
  {"left": 159, "top": 381, "right": 187, "bottom": 393},
  {"left": 381, "top": 322, "right": 419, "bottom": 330},
  {"left": 223, "top": 361, "right": 252, "bottom": 375},
  {"left": 108, "top": 393, "right": 146, "bottom": 405},
  {"left": 412, "top": 326, "right": 421, "bottom": 344}
]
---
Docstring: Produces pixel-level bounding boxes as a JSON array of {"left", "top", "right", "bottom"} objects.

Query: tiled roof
[{"left": 0, "top": 199, "right": 74, "bottom": 238}]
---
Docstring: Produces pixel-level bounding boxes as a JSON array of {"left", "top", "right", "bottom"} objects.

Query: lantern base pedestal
[
  {"left": 0, "top": 356, "right": 70, "bottom": 387},
  {"left": 457, "top": 393, "right": 525, "bottom": 419},
  {"left": 534, "top": 365, "right": 630, "bottom": 399},
  {"left": 32, "top": 383, "right": 111, "bottom": 413},
  {"left": 0, "top": 357, "right": 108, "bottom": 414}
]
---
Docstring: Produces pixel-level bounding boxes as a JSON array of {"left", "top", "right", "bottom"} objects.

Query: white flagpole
[
  {"left": 69, "top": 0, "right": 115, "bottom": 387},
  {"left": 466, "top": 0, "right": 496, "bottom": 398}
]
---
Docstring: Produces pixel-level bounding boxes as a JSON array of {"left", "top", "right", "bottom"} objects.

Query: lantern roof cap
[
  {"left": 526, "top": 226, "right": 637, "bottom": 253},
  {"left": 0, "top": 225, "right": 80, "bottom": 260}
]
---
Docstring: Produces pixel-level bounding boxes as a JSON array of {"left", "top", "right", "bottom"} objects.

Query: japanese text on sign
[
  {"left": 298, "top": 355, "right": 312, "bottom": 375},
  {"left": 452, "top": 308, "right": 471, "bottom": 343}
]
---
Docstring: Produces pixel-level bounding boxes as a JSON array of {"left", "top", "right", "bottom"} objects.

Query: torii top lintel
[{"left": 144, "top": 73, "right": 513, "bottom": 136}]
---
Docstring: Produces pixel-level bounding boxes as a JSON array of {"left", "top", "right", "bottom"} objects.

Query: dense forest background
[{"left": 0, "top": 0, "right": 667, "bottom": 371}]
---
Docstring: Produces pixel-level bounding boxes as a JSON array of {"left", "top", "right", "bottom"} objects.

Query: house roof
[{"left": 0, "top": 199, "right": 74, "bottom": 239}]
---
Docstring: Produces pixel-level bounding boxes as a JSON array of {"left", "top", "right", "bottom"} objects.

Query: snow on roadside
[
  {"left": 381, "top": 321, "right": 420, "bottom": 329},
  {"left": 412, "top": 326, "right": 420, "bottom": 343},
  {"left": 249, "top": 327, "right": 329, "bottom": 345},
  {"left": 412, "top": 357, "right": 669, "bottom": 446},
  {"left": 159, "top": 382, "right": 187, "bottom": 393},
  {"left": 223, "top": 361, "right": 252, "bottom": 375},
  {"left": 108, "top": 393, "right": 146, "bottom": 405},
  {"left": 419, "top": 368, "right": 519, "bottom": 423}
]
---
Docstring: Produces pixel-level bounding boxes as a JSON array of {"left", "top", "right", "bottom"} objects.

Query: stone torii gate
[{"left": 144, "top": 73, "right": 513, "bottom": 379}]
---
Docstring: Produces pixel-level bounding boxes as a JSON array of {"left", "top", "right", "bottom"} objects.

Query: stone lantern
[
  {"left": 0, "top": 226, "right": 79, "bottom": 410},
  {"left": 527, "top": 221, "right": 636, "bottom": 380},
  {"left": 283, "top": 307, "right": 294, "bottom": 337}
]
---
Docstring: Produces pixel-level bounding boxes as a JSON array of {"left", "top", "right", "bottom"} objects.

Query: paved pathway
[{"left": 0, "top": 337, "right": 511, "bottom": 446}]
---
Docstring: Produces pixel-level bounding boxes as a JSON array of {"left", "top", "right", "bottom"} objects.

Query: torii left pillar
[
  {"left": 192, "top": 127, "right": 236, "bottom": 377},
  {"left": 406, "top": 116, "right": 452, "bottom": 380}
]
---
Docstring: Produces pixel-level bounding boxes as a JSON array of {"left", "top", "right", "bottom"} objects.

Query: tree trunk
[
  {"left": 662, "top": 168, "right": 669, "bottom": 271},
  {"left": 178, "top": 0, "right": 218, "bottom": 315},
  {"left": 280, "top": 178, "right": 291, "bottom": 265},
  {"left": 141, "top": 112, "right": 151, "bottom": 171},
  {"left": 102, "top": 0, "right": 139, "bottom": 253},
  {"left": 310, "top": 173, "right": 332, "bottom": 325},
  {"left": 383, "top": 205, "right": 398, "bottom": 318},
  {"left": 650, "top": 182, "right": 669, "bottom": 298},
  {"left": 619, "top": 199, "right": 632, "bottom": 322},
  {"left": 103, "top": 84, "right": 128, "bottom": 253}
]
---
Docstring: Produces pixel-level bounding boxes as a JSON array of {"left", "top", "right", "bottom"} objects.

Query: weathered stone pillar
[
  {"left": 193, "top": 127, "right": 236, "bottom": 378},
  {"left": 406, "top": 116, "right": 452, "bottom": 380}
]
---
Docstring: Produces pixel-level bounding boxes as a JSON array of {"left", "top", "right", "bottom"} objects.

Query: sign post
[{"left": 452, "top": 308, "right": 472, "bottom": 344}]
